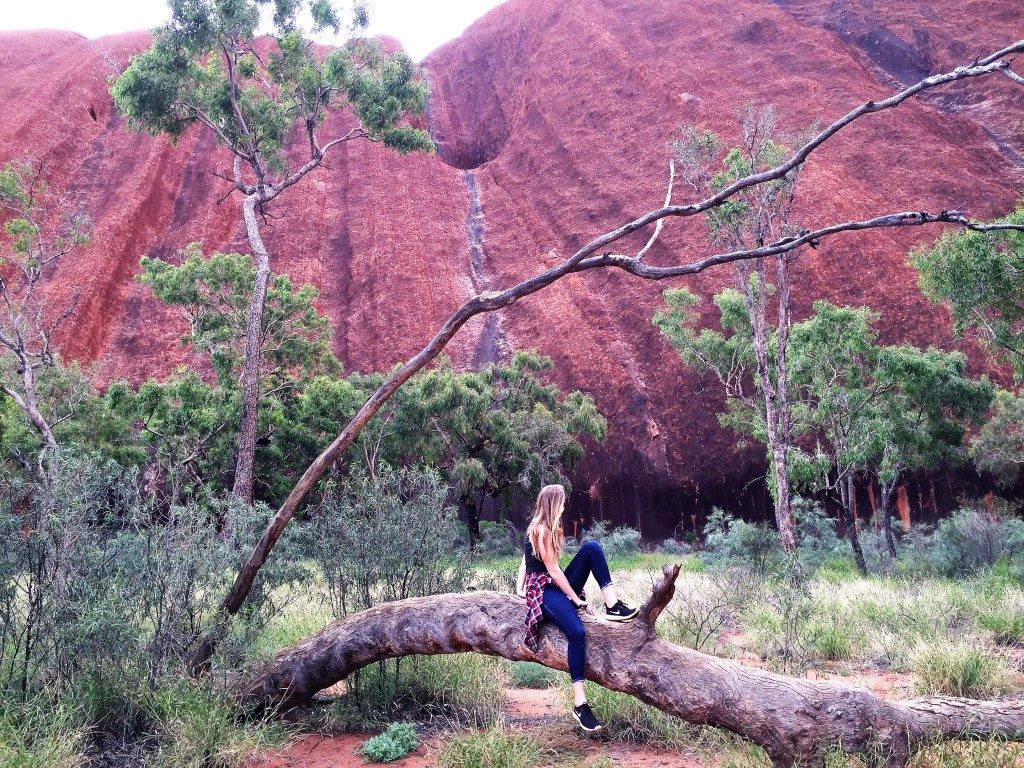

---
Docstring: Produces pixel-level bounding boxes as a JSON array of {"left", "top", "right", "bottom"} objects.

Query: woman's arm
[
  {"left": 515, "top": 556, "right": 526, "bottom": 597},
  {"left": 536, "top": 526, "right": 588, "bottom": 611}
]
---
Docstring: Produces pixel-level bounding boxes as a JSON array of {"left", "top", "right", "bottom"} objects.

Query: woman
[{"left": 515, "top": 484, "right": 638, "bottom": 733}]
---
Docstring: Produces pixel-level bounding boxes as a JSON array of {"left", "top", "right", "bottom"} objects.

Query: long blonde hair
[{"left": 527, "top": 484, "right": 567, "bottom": 560}]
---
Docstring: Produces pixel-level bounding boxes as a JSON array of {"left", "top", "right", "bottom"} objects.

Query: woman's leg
[
  {"left": 563, "top": 540, "right": 619, "bottom": 607},
  {"left": 540, "top": 585, "right": 587, "bottom": 702}
]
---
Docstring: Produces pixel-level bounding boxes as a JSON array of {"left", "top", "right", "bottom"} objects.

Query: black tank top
[{"left": 524, "top": 534, "right": 548, "bottom": 574}]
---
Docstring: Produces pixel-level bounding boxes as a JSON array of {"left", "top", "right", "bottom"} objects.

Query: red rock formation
[{"left": 0, "top": 1, "right": 1020, "bottom": 534}]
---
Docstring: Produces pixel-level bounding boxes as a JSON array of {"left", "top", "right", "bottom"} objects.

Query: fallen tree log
[{"left": 243, "top": 565, "right": 1024, "bottom": 767}]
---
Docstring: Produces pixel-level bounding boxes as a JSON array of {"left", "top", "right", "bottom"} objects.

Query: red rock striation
[{"left": 0, "top": 1, "right": 1021, "bottom": 535}]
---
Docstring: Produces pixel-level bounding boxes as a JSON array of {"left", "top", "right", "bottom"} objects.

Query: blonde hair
[{"left": 527, "top": 484, "right": 567, "bottom": 561}]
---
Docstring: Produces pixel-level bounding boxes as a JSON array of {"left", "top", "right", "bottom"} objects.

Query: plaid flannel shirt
[
  {"left": 523, "top": 572, "right": 553, "bottom": 651},
  {"left": 523, "top": 572, "right": 585, "bottom": 651}
]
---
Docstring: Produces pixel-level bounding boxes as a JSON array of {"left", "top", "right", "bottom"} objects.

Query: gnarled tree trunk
[{"left": 243, "top": 565, "right": 1024, "bottom": 768}]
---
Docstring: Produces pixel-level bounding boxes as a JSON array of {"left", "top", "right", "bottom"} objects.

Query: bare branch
[{"left": 636, "top": 160, "right": 675, "bottom": 262}]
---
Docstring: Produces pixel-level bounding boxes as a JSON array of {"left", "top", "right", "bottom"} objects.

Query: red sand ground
[
  {"left": 250, "top": 664, "right": 922, "bottom": 768},
  {"left": 0, "top": 2, "right": 1022, "bottom": 526}
]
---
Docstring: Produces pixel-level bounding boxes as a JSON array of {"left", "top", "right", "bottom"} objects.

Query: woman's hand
[{"left": 578, "top": 603, "right": 595, "bottom": 616}]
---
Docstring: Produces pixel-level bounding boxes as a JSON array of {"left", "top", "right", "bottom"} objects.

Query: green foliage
[
  {"left": 0, "top": 451, "right": 307, "bottom": 703},
  {"left": 345, "top": 351, "right": 606, "bottom": 540},
  {"left": 146, "top": 678, "right": 292, "bottom": 768},
  {"left": 360, "top": 723, "right": 418, "bottom": 763},
  {"left": 897, "top": 505, "right": 1024, "bottom": 578},
  {"left": 911, "top": 204, "right": 1024, "bottom": 379},
  {"left": 911, "top": 641, "right": 1019, "bottom": 698},
  {"left": 971, "top": 389, "right": 1024, "bottom": 487},
  {"left": 576, "top": 683, "right": 707, "bottom": 748},
  {"left": 437, "top": 725, "right": 539, "bottom": 768},
  {"left": 0, "top": 693, "right": 86, "bottom": 768},
  {"left": 111, "top": 0, "right": 432, "bottom": 164},
  {"left": 124, "top": 248, "right": 342, "bottom": 503},
  {"left": 0, "top": 358, "right": 143, "bottom": 481},
  {"left": 787, "top": 300, "right": 992, "bottom": 498},
  {"left": 139, "top": 246, "right": 338, "bottom": 388},
  {"left": 309, "top": 464, "right": 468, "bottom": 618},
  {"left": 577, "top": 520, "right": 642, "bottom": 560},
  {"left": 508, "top": 662, "right": 557, "bottom": 689},
  {"left": 701, "top": 508, "right": 783, "bottom": 578}
]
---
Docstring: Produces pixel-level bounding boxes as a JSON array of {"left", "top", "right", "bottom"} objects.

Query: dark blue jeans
[{"left": 540, "top": 539, "right": 614, "bottom": 683}]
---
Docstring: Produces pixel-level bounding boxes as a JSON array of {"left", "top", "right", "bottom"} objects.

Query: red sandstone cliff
[{"left": 0, "top": 1, "right": 1021, "bottom": 534}]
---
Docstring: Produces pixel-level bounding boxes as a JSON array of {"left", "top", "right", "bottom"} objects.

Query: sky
[{"left": 0, "top": 0, "right": 505, "bottom": 60}]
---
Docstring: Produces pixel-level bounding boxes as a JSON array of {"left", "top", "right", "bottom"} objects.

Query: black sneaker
[
  {"left": 605, "top": 600, "right": 639, "bottom": 622},
  {"left": 573, "top": 702, "right": 603, "bottom": 733}
]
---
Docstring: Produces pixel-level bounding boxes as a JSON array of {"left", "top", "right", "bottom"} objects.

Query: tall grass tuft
[
  {"left": 509, "top": 662, "right": 557, "bottom": 689},
  {"left": 437, "top": 723, "right": 539, "bottom": 768},
  {"left": 0, "top": 694, "right": 87, "bottom": 768},
  {"left": 910, "top": 642, "right": 1019, "bottom": 698}
]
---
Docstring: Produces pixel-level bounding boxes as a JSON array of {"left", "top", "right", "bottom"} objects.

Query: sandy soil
[{"left": 248, "top": 656, "right": 921, "bottom": 768}]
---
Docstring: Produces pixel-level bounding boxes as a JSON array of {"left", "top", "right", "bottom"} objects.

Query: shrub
[
  {"left": 478, "top": 521, "right": 520, "bottom": 557},
  {"left": 360, "top": 723, "right": 418, "bottom": 763},
  {"left": 309, "top": 465, "right": 469, "bottom": 618},
  {"left": 702, "top": 508, "right": 784, "bottom": 578},
  {"left": 437, "top": 724, "right": 539, "bottom": 768},
  {"left": 911, "top": 642, "right": 1019, "bottom": 697},
  {"left": 899, "top": 504, "right": 1024, "bottom": 578},
  {"left": 578, "top": 520, "right": 642, "bottom": 560},
  {"left": 509, "top": 662, "right": 557, "bottom": 689},
  {"left": 663, "top": 568, "right": 755, "bottom": 652},
  {"left": 978, "top": 612, "right": 1024, "bottom": 646},
  {"left": 659, "top": 538, "right": 692, "bottom": 556},
  {"left": 793, "top": 498, "right": 846, "bottom": 573}
]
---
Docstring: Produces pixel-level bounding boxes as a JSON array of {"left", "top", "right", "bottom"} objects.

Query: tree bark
[
  {"left": 841, "top": 475, "right": 869, "bottom": 575},
  {"left": 231, "top": 193, "right": 272, "bottom": 505},
  {"left": 881, "top": 475, "right": 900, "bottom": 561},
  {"left": 243, "top": 565, "right": 1024, "bottom": 768}
]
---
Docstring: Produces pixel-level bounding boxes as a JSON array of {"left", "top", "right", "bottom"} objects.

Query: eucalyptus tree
[
  {"left": 118, "top": 247, "right": 339, "bottom": 504},
  {"left": 111, "top": 0, "right": 433, "bottom": 503},
  {"left": 664, "top": 107, "right": 811, "bottom": 553},
  {"left": 912, "top": 205, "right": 1024, "bottom": 489},
  {"left": 0, "top": 162, "right": 91, "bottom": 463},
  {"left": 787, "top": 302, "right": 992, "bottom": 570}
]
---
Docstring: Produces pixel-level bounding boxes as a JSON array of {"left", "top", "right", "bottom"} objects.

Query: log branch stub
[{"left": 242, "top": 567, "right": 1024, "bottom": 767}]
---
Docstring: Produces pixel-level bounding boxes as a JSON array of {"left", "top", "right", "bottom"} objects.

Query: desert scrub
[
  {"left": 360, "top": 723, "right": 418, "bottom": 763},
  {"left": 509, "top": 661, "right": 557, "bottom": 689},
  {"left": 573, "top": 683, "right": 727, "bottom": 751},
  {"left": 402, "top": 654, "right": 505, "bottom": 725},
  {"left": 0, "top": 694, "right": 87, "bottom": 768},
  {"left": 908, "top": 737, "right": 1024, "bottom": 768},
  {"left": 437, "top": 724, "right": 539, "bottom": 768},
  {"left": 910, "top": 642, "right": 1019, "bottom": 698},
  {"left": 147, "top": 679, "right": 293, "bottom": 768}
]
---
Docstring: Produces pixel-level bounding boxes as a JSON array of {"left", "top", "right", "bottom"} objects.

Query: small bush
[
  {"left": 978, "top": 611, "right": 1024, "bottom": 646},
  {"left": 0, "top": 694, "right": 87, "bottom": 768},
  {"left": 578, "top": 520, "right": 642, "bottom": 560},
  {"left": 437, "top": 724, "right": 539, "bottom": 768},
  {"left": 702, "top": 508, "right": 784, "bottom": 578},
  {"left": 478, "top": 521, "right": 520, "bottom": 557},
  {"left": 659, "top": 538, "right": 692, "bottom": 556},
  {"left": 360, "top": 723, "right": 418, "bottom": 764},
  {"left": 401, "top": 654, "right": 505, "bottom": 726},
  {"left": 575, "top": 684, "right": 701, "bottom": 749},
  {"left": 509, "top": 662, "right": 557, "bottom": 689},
  {"left": 911, "top": 642, "right": 1019, "bottom": 697}
]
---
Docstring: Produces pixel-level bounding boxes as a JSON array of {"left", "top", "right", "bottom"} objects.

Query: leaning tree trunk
[
  {"left": 244, "top": 565, "right": 1024, "bottom": 768},
  {"left": 231, "top": 193, "right": 273, "bottom": 505}
]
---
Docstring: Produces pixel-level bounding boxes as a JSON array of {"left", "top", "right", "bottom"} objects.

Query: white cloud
[{"left": 0, "top": 0, "right": 505, "bottom": 60}]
